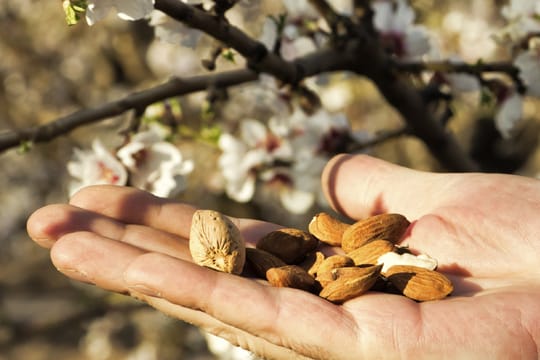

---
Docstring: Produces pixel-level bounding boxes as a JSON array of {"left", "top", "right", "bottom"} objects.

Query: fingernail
[{"left": 128, "top": 284, "right": 162, "bottom": 298}]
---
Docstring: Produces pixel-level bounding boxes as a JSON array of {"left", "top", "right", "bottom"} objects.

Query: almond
[
  {"left": 378, "top": 252, "right": 438, "bottom": 274},
  {"left": 315, "top": 255, "right": 355, "bottom": 287},
  {"left": 348, "top": 239, "right": 395, "bottom": 266},
  {"left": 256, "top": 228, "right": 318, "bottom": 264},
  {"left": 385, "top": 265, "right": 453, "bottom": 301},
  {"left": 266, "top": 265, "right": 317, "bottom": 292},
  {"left": 341, "top": 213, "right": 410, "bottom": 253},
  {"left": 319, "top": 265, "right": 382, "bottom": 303},
  {"left": 308, "top": 212, "right": 350, "bottom": 246},
  {"left": 189, "top": 210, "right": 246, "bottom": 274},
  {"left": 299, "top": 251, "right": 326, "bottom": 276},
  {"left": 245, "top": 248, "right": 287, "bottom": 279}
]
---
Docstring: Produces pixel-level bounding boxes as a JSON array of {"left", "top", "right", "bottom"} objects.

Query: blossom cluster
[
  {"left": 494, "top": 0, "right": 540, "bottom": 138},
  {"left": 372, "top": 0, "right": 540, "bottom": 139},
  {"left": 65, "top": 0, "right": 540, "bottom": 210},
  {"left": 67, "top": 120, "right": 193, "bottom": 198},
  {"left": 218, "top": 104, "right": 370, "bottom": 214}
]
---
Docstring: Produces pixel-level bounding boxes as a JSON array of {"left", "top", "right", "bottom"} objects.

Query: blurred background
[{"left": 1, "top": 0, "right": 539, "bottom": 359}]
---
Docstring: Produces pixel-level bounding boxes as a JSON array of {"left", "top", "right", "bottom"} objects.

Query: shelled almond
[{"left": 189, "top": 210, "right": 454, "bottom": 304}]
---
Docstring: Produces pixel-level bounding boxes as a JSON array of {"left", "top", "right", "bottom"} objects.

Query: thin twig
[
  {"left": 395, "top": 59, "right": 525, "bottom": 92},
  {"left": 347, "top": 126, "right": 410, "bottom": 152},
  {"left": 0, "top": 70, "right": 258, "bottom": 152},
  {"left": 154, "top": 0, "right": 301, "bottom": 83},
  {"left": 394, "top": 60, "right": 518, "bottom": 75}
]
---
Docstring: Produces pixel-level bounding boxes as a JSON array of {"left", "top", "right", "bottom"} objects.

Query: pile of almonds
[{"left": 189, "top": 210, "right": 453, "bottom": 304}]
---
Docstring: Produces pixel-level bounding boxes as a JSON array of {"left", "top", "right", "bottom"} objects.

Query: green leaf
[
  {"left": 199, "top": 125, "right": 222, "bottom": 145},
  {"left": 17, "top": 140, "right": 33, "bottom": 154},
  {"left": 201, "top": 100, "right": 215, "bottom": 120},
  {"left": 221, "top": 49, "right": 236, "bottom": 63},
  {"left": 62, "top": 0, "right": 87, "bottom": 26},
  {"left": 167, "top": 98, "right": 183, "bottom": 118},
  {"left": 480, "top": 87, "right": 494, "bottom": 107}
]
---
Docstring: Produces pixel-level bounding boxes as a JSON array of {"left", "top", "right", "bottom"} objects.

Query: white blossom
[
  {"left": 218, "top": 133, "right": 258, "bottom": 202},
  {"left": 85, "top": 0, "right": 154, "bottom": 25},
  {"left": 149, "top": 10, "right": 202, "bottom": 48},
  {"left": 117, "top": 125, "right": 194, "bottom": 198},
  {"left": 496, "top": 0, "right": 540, "bottom": 44},
  {"left": 514, "top": 48, "right": 540, "bottom": 97},
  {"left": 445, "top": 73, "right": 481, "bottom": 94},
  {"left": 283, "top": 154, "right": 328, "bottom": 213},
  {"left": 281, "top": 0, "right": 319, "bottom": 19},
  {"left": 495, "top": 92, "right": 523, "bottom": 139},
  {"left": 219, "top": 108, "right": 364, "bottom": 213},
  {"left": 84, "top": 0, "right": 212, "bottom": 26},
  {"left": 501, "top": 0, "right": 540, "bottom": 20},
  {"left": 218, "top": 118, "right": 293, "bottom": 203},
  {"left": 372, "top": 0, "right": 432, "bottom": 59},
  {"left": 67, "top": 139, "right": 128, "bottom": 196},
  {"left": 282, "top": 0, "right": 353, "bottom": 18}
]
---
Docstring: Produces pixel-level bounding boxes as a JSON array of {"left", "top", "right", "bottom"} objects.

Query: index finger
[
  {"left": 69, "top": 185, "right": 282, "bottom": 243},
  {"left": 321, "top": 154, "right": 446, "bottom": 220},
  {"left": 69, "top": 185, "right": 197, "bottom": 238}
]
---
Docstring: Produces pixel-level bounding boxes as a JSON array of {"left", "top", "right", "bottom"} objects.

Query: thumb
[{"left": 321, "top": 154, "right": 441, "bottom": 220}]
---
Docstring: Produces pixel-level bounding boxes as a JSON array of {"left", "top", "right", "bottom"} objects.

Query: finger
[
  {"left": 51, "top": 231, "right": 145, "bottom": 293},
  {"left": 69, "top": 185, "right": 197, "bottom": 238},
  {"left": 321, "top": 154, "right": 448, "bottom": 219},
  {"left": 27, "top": 204, "right": 190, "bottom": 260},
  {"left": 69, "top": 185, "right": 282, "bottom": 246},
  {"left": 132, "top": 294, "right": 312, "bottom": 360},
  {"left": 124, "top": 253, "right": 362, "bottom": 359},
  {"left": 68, "top": 185, "right": 282, "bottom": 244}
]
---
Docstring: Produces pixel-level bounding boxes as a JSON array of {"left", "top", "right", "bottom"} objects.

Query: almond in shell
[{"left": 189, "top": 210, "right": 246, "bottom": 274}]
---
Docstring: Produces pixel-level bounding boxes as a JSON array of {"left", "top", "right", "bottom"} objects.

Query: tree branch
[
  {"left": 347, "top": 37, "right": 480, "bottom": 171},
  {"left": 0, "top": 69, "right": 258, "bottom": 152},
  {"left": 154, "top": 0, "right": 479, "bottom": 171},
  {"left": 394, "top": 60, "right": 518, "bottom": 75},
  {"left": 154, "top": 0, "right": 302, "bottom": 83},
  {"left": 395, "top": 59, "right": 524, "bottom": 91},
  {"left": 3, "top": 1, "right": 483, "bottom": 172}
]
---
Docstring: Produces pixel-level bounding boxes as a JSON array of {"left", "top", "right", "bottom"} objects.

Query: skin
[{"left": 27, "top": 154, "right": 540, "bottom": 359}]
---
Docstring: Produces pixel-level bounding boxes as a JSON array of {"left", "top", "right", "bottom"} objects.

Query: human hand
[{"left": 27, "top": 154, "right": 540, "bottom": 359}]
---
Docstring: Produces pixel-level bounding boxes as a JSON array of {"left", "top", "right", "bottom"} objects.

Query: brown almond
[
  {"left": 348, "top": 239, "right": 395, "bottom": 266},
  {"left": 341, "top": 213, "right": 410, "bottom": 253},
  {"left": 256, "top": 228, "right": 318, "bottom": 264},
  {"left": 315, "top": 255, "right": 355, "bottom": 287},
  {"left": 299, "top": 251, "right": 326, "bottom": 276},
  {"left": 385, "top": 265, "right": 453, "bottom": 302},
  {"left": 319, "top": 265, "right": 382, "bottom": 303},
  {"left": 308, "top": 212, "right": 350, "bottom": 246},
  {"left": 245, "top": 248, "right": 287, "bottom": 279},
  {"left": 266, "top": 265, "right": 317, "bottom": 292}
]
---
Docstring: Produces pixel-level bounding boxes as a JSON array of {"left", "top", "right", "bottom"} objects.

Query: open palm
[{"left": 27, "top": 154, "right": 540, "bottom": 359}]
